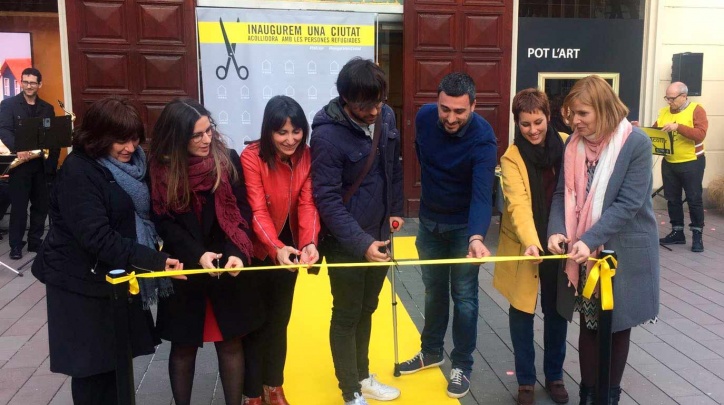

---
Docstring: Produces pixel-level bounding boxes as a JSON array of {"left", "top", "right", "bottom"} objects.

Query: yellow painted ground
[{"left": 284, "top": 236, "right": 459, "bottom": 404}]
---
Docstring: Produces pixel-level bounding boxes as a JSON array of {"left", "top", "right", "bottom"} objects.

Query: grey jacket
[{"left": 548, "top": 127, "right": 660, "bottom": 332}]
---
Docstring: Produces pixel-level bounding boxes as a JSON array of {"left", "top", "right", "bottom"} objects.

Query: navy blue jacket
[
  {"left": 310, "top": 98, "right": 403, "bottom": 259},
  {"left": 415, "top": 103, "right": 497, "bottom": 238}
]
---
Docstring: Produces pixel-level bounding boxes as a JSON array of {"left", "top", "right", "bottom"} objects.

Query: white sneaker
[
  {"left": 344, "top": 392, "right": 369, "bottom": 405},
  {"left": 360, "top": 373, "right": 401, "bottom": 401}
]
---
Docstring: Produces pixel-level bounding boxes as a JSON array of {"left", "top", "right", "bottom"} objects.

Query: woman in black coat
[
  {"left": 149, "top": 99, "right": 263, "bottom": 405},
  {"left": 31, "top": 97, "right": 182, "bottom": 404}
]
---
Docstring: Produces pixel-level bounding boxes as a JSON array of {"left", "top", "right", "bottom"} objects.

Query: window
[
  {"left": 537, "top": 72, "right": 620, "bottom": 134},
  {"left": 14, "top": 80, "right": 21, "bottom": 95},
  {"left": 519, "top": 0, "right": 645, "bottom": 19},
  {"left": 3, "top": 78, "right": 10, "bottom": 96}
]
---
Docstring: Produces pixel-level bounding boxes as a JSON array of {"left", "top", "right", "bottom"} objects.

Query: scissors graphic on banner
[{"left": 216, "top": 17, "right": 249, "bottom": 81}]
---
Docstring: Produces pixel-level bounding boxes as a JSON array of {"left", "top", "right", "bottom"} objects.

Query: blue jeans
[
  {"left": 509, "top": 259, "right": 568, "bottom": 385},
  {"left": 416, "top": 225, "right": 478, "bottom": 372}
]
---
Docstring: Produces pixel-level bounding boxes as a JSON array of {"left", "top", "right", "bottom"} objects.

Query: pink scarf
[{"left": 563, "top": 119, "right": 632, "bottom": 292}]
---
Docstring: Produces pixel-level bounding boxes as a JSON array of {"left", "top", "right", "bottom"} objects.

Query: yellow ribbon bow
[
  {"left": 581, "top": 255, "right": 618, "bottom": 310},
  {"left": 105, "top": 271, "right": 140, "bottom": 295}
]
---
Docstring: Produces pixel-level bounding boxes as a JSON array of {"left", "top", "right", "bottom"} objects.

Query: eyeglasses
[
  {"left": 191, "top": 124, "right": 216, "bottom": 143},
  {"left": 347, "top": 99, "right": 386, "bottom": 111},
  {"left": 21, "top": 80, "right": 39, "bottom": 87},
  {"left": 663, "top": 93, "right": 684, "bottom": 102}
]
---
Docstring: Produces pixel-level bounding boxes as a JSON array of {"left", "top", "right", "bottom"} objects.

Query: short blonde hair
[{"left": 563, "top": 75, "right": 629, "bottom": 137}]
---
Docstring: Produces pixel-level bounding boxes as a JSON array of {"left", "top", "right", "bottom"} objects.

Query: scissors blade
[{"left": 219, "top": 17, "right": 234, "bottom": 56}]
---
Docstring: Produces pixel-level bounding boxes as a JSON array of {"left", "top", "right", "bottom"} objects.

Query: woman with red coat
[{"left": 241, "top": 95, "right": 321, "bottom": 405}]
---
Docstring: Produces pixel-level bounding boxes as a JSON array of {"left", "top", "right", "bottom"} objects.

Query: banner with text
[{"left": 197, "top": 8, "right": 376, "bottom": 149}]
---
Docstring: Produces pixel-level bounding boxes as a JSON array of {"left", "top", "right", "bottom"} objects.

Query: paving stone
[
  {"left": 47, "top": 377, "right": 71, "bottom": 405},
  {"left": 0, "top": 367, "right": 35, "bottom": 405},
  {"left": 621, "top": 366, "right": 681, "bottom": 405},
  {"left": 3, "top": 336, "right": 49, "bottom": 370},
  {"left": 8, "top": 373, "right": 67, "bottom": 405},
  {"left": 675, "top": 365, "right": 724, "bottom": 404},
  {"left": 0, "top": 335, "right": 31, "bottom": 362},
  {"left": 657, "top": 333, "right": 722, "bottom": 361},
  {"left": 672, "top": 395, "right": 720, "bottom": 405},
  {"left": 630, "top": 363, "right": 700, "bottom": 398},
  {"left": 664, "top": 318, "right": 722, "bottom": 341}
]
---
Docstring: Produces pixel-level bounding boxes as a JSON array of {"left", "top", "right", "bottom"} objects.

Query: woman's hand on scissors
[
  {"left": 225, "top": 256, "right": 243, "bottom": 277},
  {"left": 200, "top": 251, "right": 222, "bottom": 277}
]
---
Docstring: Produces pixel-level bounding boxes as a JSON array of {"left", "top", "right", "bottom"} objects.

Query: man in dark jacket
[
  {"left": 0, "top": 67, "right": 58, "bottom": 259},
  {"left": 398, "top": 73, "right": 498, "bottom": 399},
  {"left": 311, "top": 57, "right": 403, "bottom": 405}
]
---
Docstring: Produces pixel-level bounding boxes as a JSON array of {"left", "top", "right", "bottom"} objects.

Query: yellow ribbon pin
[{"left": 581, "top": 255, "right": 617, "bottom": 310}]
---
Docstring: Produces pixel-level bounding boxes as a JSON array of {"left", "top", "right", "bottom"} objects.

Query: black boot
[
  {"left": 660, "top": 230, "right": 685, "bottom": 245},
  {"left": 578, "top": 385, "right": 594, "bottom": 405},
  {"left": 692, "top": 230, "right": 704, "bottom": 252},
  {"left": 609, "top": 386, "right": 621, "bottom": 405}
]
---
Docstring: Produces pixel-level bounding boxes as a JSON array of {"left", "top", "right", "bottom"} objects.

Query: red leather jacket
[{"left": 241, "top": 143, "right": 320, "bottom": 262}]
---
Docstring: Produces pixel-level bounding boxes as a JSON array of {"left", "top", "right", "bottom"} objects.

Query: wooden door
[
  {"left": 65, "top": 0, "right": 198, "bottom": 135},
  {"left": 402, "top": 0, "right": 512, "bottom": 216}
]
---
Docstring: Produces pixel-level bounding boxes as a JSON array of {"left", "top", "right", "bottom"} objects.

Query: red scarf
[{"left": 151, "top": 155, "right": 253, "bottom": 262}]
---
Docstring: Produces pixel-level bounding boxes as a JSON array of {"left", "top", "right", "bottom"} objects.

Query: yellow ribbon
[
  {"left": 105, "top": 271, "right": 140, "bottom": 295},
  {"left": 105, "top": 254, "right": 568, "bottom": 295},
  {"left": 581, "top": 255, "right": 618, "bottom": 310}
]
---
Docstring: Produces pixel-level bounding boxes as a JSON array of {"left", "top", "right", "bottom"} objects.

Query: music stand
[
  {"left": 642, "top": 127, "right": 674, "bottom": 199},
  {"left": 16, "top": 116, "right": 72, "bottom": 151},
  {"left": 3, "top": 116, "right": 72, "bottom": 276}
]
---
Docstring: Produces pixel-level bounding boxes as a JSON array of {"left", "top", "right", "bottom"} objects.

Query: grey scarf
[{"left": 98, "top": 147, "right": 173, "bottom": 309}]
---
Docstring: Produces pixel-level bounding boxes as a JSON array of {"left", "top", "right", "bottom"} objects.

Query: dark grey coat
[{"left": 548, "top": 127, "right": 660, "bottom": 332}]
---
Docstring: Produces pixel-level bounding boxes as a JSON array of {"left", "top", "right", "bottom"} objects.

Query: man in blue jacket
[
  {"left": 399, "top": 72, "right": 497, "bottom": 399},
  {"left": 311, "top": 57, "right": 404, "bottom": 405}
]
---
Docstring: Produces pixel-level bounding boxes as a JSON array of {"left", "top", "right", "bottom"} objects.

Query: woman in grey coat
[{"left": 547, "top": 75, "right": 659, "bottom": 405}]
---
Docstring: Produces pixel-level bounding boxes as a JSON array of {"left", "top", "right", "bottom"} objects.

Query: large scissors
[{"left": 216, "top": 17, "right": 249, "bottom": 80}]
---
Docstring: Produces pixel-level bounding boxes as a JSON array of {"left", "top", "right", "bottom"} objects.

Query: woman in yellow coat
[{"left": 494, "top": 89, "right": 568, "bottom": 405}]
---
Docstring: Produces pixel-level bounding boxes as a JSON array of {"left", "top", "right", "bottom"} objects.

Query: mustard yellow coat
[{"left": 493, "top": 134, "right": 567, "bottom": 314}]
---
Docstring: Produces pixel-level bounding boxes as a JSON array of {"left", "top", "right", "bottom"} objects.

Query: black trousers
[
  {"left": 8, "top": 158, "right": 48, "bottom": 248},
  {"left": 71, "top": 370, "right": 117, "bottom": 405},
  {"left": 325, "top": 247, "right": 388, "bottom": 402},
  {"left": 243, "top": 267, "right": 298, "bottom": 397},
  {"left": 662, "top": 155, "right": 706, "bottom": 230},
  {"left": 0, "top": 178, "right": 10, "bottom": 222}
]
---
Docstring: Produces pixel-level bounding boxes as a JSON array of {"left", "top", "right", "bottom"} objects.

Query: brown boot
[
  {"left": 263, "top": 385, "right": 291, "bottom": 405},
  {"left": 243, "top": 397, "right": 263, "bottom": 405},
  {"left": 517, "top": 384, "right": 535, "bottom": 405},
  {"left": 546, "top": 380, "right": 569, "bottom": 404}
]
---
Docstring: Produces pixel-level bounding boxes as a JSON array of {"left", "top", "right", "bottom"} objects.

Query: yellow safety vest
[{"left": 657, "top": 102, "right": 702, "bottom": 163}]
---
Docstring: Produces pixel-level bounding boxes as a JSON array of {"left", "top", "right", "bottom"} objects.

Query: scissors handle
[
  {"left": 235, "top": 64, "right": 249, "bottom": 80},
  {"left": 216, "top": 58, "right": 230, "bottom": 80}
]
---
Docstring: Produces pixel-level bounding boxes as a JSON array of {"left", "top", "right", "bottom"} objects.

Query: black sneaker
[
  {"left": 446, "top": 368, "right": 470, "bottom": 398},
  {"left": 398, "top": 351, "right": 444, "bottom": 374},
  {"left": 660, "top": 230, "right": 685, "bottom": 245},
  {"left": 9, "top": 246, "right": 22, "bottom": 260}
]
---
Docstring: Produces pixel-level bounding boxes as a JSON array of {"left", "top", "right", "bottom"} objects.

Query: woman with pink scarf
[{"left": 547, "top": 76, "right": 659, "bottom": 405}]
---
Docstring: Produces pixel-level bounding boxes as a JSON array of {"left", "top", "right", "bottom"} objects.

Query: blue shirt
[{"left": 414, "top": 103, "right": 497, "bottom": 238}]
